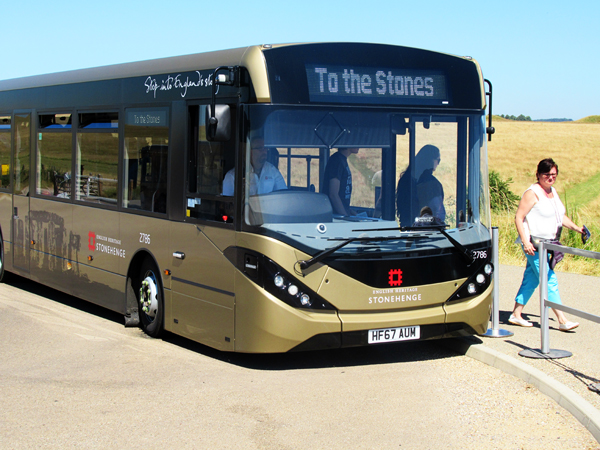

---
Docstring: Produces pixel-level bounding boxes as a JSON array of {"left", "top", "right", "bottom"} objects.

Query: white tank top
[{"left": 524, "top": 183, "right": 565, "bottom": 239}]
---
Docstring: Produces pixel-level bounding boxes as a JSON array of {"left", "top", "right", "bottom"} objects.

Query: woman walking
[{"left": 509, "top": 158, "right": 582, "bottom": 331}]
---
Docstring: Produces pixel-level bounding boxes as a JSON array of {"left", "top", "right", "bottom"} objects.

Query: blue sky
[{"left": 1, "top": 0, "right": 598, "bottom": 120}]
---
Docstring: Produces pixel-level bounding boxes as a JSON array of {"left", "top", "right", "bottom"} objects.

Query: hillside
[
  {"left": 492, "top": 115, "right": 600, "bottom": 124},
  {"left": 576, "top": 115, "right": 600, "bottom": 124},
  {"left": 487, "top": 119, "right": 600, "bottom": 196},
  {"left": 487, "top": 119, "right": 600, "bottom": 274}
]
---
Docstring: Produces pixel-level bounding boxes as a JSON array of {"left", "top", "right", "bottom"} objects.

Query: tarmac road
[{"left": 0, "top": 274, "right": 597, "bottom": 450}]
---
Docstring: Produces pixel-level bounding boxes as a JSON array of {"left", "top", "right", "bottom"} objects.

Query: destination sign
[
  {"left": 305, "top": 64, "right": 448, "bottom": 105},
  {"left": 126, "top": 109, "right": 168, "bottom": 127}
]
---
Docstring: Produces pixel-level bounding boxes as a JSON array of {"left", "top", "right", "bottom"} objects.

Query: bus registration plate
[{"left": 368, "top": 326, "right": 420, "bottom": 344}]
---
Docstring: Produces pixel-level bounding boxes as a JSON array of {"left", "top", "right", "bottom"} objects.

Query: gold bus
[{"left": 0, "top": 43, "right": 495, "bottom": 352}]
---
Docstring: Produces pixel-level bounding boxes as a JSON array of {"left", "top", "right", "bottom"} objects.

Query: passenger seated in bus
[
  {"left": 322, "top": 147, "right": 359, "bottom": 215},
  {"left": 396, "top": 145, "right": 445, "bottom": 226},
  {"left": 222, "top": 138, "right": 286, "bottom": 195}
]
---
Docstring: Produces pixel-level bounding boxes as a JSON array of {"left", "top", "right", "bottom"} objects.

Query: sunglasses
[{"left": 540, "top": 172, "right": 558, "bottom": 179}]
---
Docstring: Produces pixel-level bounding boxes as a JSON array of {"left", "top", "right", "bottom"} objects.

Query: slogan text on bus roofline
[{"left": 144, "top": 71, "right": 213, "bottom": 98}]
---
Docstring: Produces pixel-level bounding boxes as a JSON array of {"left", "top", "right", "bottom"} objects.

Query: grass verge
[{"left": 492, "top": 209, "right": 600, "bottom": 276}]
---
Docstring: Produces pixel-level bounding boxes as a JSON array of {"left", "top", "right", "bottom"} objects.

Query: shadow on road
[
  {"left": 5, "top": 273, "right": 464, "bottom": 371},
  {"left": 5, "top": 273, "right": 125, "bottom": 324},
  {"left": 162, "top": 332, "right": 463, "bottom": 371},
  {"left": 503, "top": 339, "right": 600, "bottom": 392}
]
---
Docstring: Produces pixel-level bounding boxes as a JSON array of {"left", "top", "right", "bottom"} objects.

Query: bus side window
[
  {"left": 186, "top": 105, "right": 234, "bottom": 223},
  {"left": 123, "top": 108, "right": 169, "bottom": 214},
  {"left": 36, "top": 113, "right": 73, "bottom": 199},
  {"left": 76, "top": 112, "right": 119, "bottom": 205}
]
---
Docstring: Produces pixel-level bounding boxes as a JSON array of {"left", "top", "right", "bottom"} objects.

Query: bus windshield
[{"left": 242, "top": 105, "right": 491, "bottom": 254}]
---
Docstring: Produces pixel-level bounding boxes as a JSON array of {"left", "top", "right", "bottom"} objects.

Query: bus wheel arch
[{"left": 127, "top": 250, "right": 164, "bottom": 337}]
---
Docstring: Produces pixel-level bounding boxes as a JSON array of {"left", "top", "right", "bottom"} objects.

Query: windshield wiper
[
  {"left": 400, "top": 225, "right": 475, "bottom": 264},
  {"left": 297, "top": 234, "right": 420, "bottom": 271},
  {"left": 297, "top": 224, "right": 475, "bottom": 272},
  {"left": 351, "top": 223, "right": 476, "bottom": 265},
  {"left": 297, "top": 238, "right": 359, "bottom": 271}
]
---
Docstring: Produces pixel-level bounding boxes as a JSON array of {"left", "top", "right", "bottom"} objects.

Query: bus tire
[{"left": 137, "top": 259, "right": 164, "bottom": 338}]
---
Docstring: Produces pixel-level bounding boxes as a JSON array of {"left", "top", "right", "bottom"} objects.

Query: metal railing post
[
  {"left": 539, "top": 241, "right": 550, "bottom": 354},
  {"left": 482, "top": 227, "right": 513, "bottom": 338},
  {"left": 519, "top": 241, "right": 572, "bottom": 359}
]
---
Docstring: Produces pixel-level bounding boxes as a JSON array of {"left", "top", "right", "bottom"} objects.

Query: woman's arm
[
  {"left": 515, "top": 189, "right": 537, "bottom": 256},
  {"left": 562, "top": 215, "right": 584, "bottom": 234}
]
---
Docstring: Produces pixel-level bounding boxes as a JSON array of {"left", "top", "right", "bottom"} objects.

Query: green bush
[
  {"left": 489, "top": 170, "right": 520, "bottom": 211},
  {"left": 492, "top": 191, "right": 600, "bottom": 275}
]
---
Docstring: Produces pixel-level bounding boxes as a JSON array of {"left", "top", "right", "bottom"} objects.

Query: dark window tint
[{"left": 123, "top": 108, "right": 169, "bottom": 214}]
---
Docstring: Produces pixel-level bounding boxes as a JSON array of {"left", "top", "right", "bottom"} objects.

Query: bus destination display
[{"left": 305, "top": 64, "right": 448, "bottom": 106}]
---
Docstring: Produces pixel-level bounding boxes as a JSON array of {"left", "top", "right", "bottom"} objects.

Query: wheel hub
[{"left": 139, "top": 276, "right": 158, "bottom": 318}]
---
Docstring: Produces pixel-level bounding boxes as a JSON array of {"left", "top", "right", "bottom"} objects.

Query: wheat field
[{"left": 488, "top": 116, "right": 600, "bottom": 275}]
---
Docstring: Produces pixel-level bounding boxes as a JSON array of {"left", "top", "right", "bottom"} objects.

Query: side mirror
[{"left": 206, "top": 105, "right": 231, "bottom": 141}]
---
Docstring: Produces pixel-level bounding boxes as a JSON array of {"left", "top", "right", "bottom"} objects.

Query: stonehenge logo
[
  {"left": 88, "top": 232, "right": 96, "bottom": 251},
  {"left": 388, "top": 269, "right": 403, "bottom": 287}
]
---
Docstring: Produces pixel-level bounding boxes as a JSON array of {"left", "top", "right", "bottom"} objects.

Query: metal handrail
[
  {"left": 537, "top": 242, "right": 600, "bottom": 356},
  {"left": 482, "top": 227, "right": 513, "bottom": 338}
]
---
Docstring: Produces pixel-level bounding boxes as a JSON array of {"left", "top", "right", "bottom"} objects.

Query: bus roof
[
  {"left": 0, "top": 46, "right": 257, "bottom": 92},
  {"left": 0, "top": 43, "right": 485, "bottom": 109}
]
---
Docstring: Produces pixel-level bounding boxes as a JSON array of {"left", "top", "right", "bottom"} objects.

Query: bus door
[
  {"left": 393, "top": 115, "right": 463, "bottom": 229},
  {"left": 12, "top": 113, "right": 32, "bottom": 273},
  {"left": 168, "top": 104, "right": 236, "bottom": 351}
]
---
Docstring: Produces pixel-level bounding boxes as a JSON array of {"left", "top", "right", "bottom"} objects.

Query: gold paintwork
[
  {"left": 0, "top": 43, "right": 492, "bottom": 352},
  {"left": 233, "top": 269, "right": 340, "bottom": 353},
  {"left": 241, "top": 46, "right": 271, "bottom": 103},
  {"left": 236, "top": 232, "right": 329, "bottom": 293},
  {"left": 166, "top": 221, "right": 236, "bottom": 351},
  {"left": 444, "top": 282, "right": 493, "bottom": 335},
  {"left": 71, "top": 203, "right": 120, "bottom": 272},
  {"left": 169, "top": 287, "right": 235, "bottom": 351},
  {"left": 200, "top": 223, "right": 238, "bottom": 253},
  {"left": 472, "top": 58, "right": 487, "bottom": 110},
  {"left": 230, "top": 232, "right": 491, "bottom": 350},
  {"left": 318, "top": 265, "right": 466, "bottom": 311},
  {"left": 339, "top": 306, "right": 446, "bottom": 332}
]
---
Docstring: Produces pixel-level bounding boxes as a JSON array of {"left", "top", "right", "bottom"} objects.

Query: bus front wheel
[{"left": 138, "top": 260, "right": 163, "bottom": 338}]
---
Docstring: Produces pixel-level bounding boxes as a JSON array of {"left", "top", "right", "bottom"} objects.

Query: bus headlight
[
  {"left": 223, "top": 247, "right": 336, "bottom": 311},
  {"left": 300, "top": 294, "right": 312, "bottom": 307},
  {"left": 274, "top": 274, "right": 285, "bottom": 288},
  {"left": 264, "top": 259, "right": 335, "bottom": 311},
  {"left": 287, "top": 284, "right": 299, "bottom": 296},
  {"left": 484, "top": 263, "right": 493, "bottom": 275},
  {"left": 224, "top": 247, "right": 336, "bottom": 310},
  {"left": 446, "top": 252, "right": 493, "bottom": 303}
]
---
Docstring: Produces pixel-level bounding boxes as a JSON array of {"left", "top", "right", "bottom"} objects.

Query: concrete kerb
[{"left": 443, "top": 337, "right": 600, "bottom": 443}]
